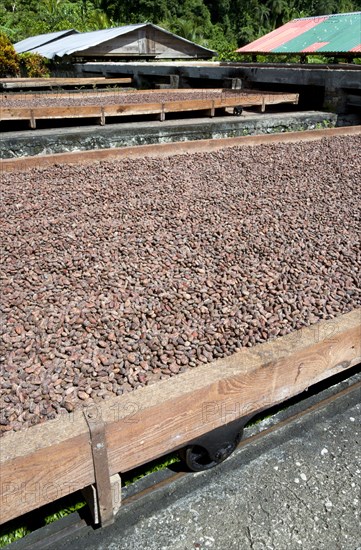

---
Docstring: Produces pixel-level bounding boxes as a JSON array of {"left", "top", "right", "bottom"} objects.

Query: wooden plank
[
  {"left": 0, "top": 103, "right": 164, "bottom": 122},
  {"left": 103, "top": 102, "right": 163, "bottom": 117},
  {"left": 0, "top": 106, "right": 102, "bottom": 121},
  {"left": 0, "top": 309, "right": 360, "bottom": 524},
  {"left": 163, "top": 94, "right": 298, "bottom": 113},
  {"left": 0, "top": 77, "right": 132, "bottom": 90},
  {"left": 0, "top": 107, "right": 32, "bottom": 121},
  {"left": 0, "top": 90, "right": 298, "bottom": 107},
  {"left": 212, "top": 93, "right": 299, "bottom": 108},
  {"left": 2, "top": 126, "right": 361, "bottom": 172},
  {"left": 29, "top": 109, "right": 36, "bottom": 129},
  {"left": 1, "top": 91, "right": 134, "bottom": 102},
  {"left": 0, "top": 88, "right": 206, "bottom": 104},
  {"left": 163, "top": 98, "right": 213, "bottom": 112}
]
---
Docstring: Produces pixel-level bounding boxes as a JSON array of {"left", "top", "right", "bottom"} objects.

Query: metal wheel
[{"left": 179, "top": 429, "right": 244, "bottom": 472}]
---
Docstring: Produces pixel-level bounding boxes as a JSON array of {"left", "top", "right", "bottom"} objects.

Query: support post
[
  {"left": 159, "top": 104, "right": 165, "bottom": 121},
  {"left": 98, "top": 107, "right": 105, "bottom": 126},
  {"left": 223, "top": 78, "right": 242, "bottom": 90},
  {"left": 29, "top": 110, "right": 36, "bottom": 129},
  {"left": 169, "top": 75, "right": 179, "bottom": 89},
  {"left": 205, "top": 100, "right": 215, "bottom": 117},
  {"left": 323, "top": 86, "right": 345, "bottom": 113},
  {"left": 82, "top": 474, "right": 122, "bottom": 525}
]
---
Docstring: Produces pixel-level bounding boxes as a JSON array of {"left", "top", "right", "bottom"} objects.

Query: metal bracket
[{"left": 83, "top": 408, "right": 115, "bottom": 527}]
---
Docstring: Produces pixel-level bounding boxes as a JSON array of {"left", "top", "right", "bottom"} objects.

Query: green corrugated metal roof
[
  {"left": 237, "top": 12, "right": 361, "bottom": 54},
  {"left": 274, "top": 13, "right": 361, "bottom": 53}
]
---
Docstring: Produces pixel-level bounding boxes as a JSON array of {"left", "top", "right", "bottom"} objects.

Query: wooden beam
[
  {"left": 0, "top": 309, "right": 360, "bottom": 525},
  {"left": 0, "top": 77, "right": 133, "bottom": 90},
  {"left": 1, "top": 91, "right": 135, "bottom": 102}
]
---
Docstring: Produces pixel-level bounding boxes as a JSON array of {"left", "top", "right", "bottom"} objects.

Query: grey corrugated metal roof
[
  {"left": 24, "top": 23, "right": 215, "bottom": 59},
  {"left": 148, "top": 23, "right": 215, "bottom": 55},
  {"left": 32, "top": 24, "right": 149, "bottom": 59},
  {"left": 14, "top": 30, "right": 78, "bottom": 54}
]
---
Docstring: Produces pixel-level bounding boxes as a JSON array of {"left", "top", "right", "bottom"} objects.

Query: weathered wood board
[
  {"left": 0, "top": 309, "right": 360, "bottom": 525},
  {"left": 0, "top": 77, "right": 132, "bottom": 90},
  {"left": 0, "top": 92, "right": 299, "bottom": 127}
]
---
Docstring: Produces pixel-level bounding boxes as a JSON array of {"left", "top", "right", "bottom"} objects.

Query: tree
[
  {"left": 0, "top": 32, "right": 20, "bottom": 76},
  {"left": 1, "top": 0, "right": 361, "bottom": 61},
  {"left": 19, "top": 52, "right": 50, "bottom": 77}
]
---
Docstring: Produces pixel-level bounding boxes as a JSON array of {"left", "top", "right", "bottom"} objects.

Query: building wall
[{"left": 76, "top": 27, "right": 210, "bottom": 59}]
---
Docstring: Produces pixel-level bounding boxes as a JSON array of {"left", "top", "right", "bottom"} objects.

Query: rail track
[{"left": 7, "top": 363, "right": 361, "bottom": 549}]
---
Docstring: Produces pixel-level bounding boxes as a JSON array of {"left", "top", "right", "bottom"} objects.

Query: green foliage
[
  {"left": 27, "top": 0, "right": 107, "bottom": 34},
  {"left": 0, "top": 0, "right": 361, "bottom": 65},
  {"left": 19, "top": 52, "right": 50, "bottom": 77},
  {"left": 314, "top": 119, "right": 335, "bottom": 129},
  {"left": 0, "top": 526, "right": 30, "bottom": 548},
  {"left": 207, "top": 24, "right": 239, "bottom": 59},
  {"left": 0, "top": 0, "right": 113, "bottom": 42},
  {"left": 0, "top": 0, "right": 360, "bottom": 68},
  {"left": 0, "top": 495, "right": 86, "bottom": 548},
  {"left": 0, "top": 33, "right": 20, "bottom": 77},
  {"left": 43, "top": 500, "right": 86, "bottom": 524},
  {"left": 0, "top": 33, "right": 51, "bottom": 78},
  {"left": 124, "top": 454, "right": 180, "bottom": 486}
]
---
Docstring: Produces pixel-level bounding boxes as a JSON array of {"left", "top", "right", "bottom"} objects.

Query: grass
[
  {"left": 123, "top": 454, "right": 180, "bottom": 487},
  {"left": 43, "top": 500, "right": 86, "bottom": 525},
  {"left": 0, "top": 493, "right": 87, "bottom": 548},
  {"left": 0, "top": 526, "right": 30, "bottom": 548},
  {"left": 0, "top": 453, "right": 180, "bottom": 548}
]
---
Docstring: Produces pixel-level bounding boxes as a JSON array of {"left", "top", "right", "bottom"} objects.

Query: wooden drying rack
[
  {"left": 0, "top": 90, "right": 299, "bottom": 128},
  {"left": 1, "top": 309, "right": 360, "bottom": 526}
]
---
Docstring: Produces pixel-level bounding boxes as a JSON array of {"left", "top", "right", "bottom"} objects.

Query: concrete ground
[{"left": 54, "top": 374, "right": 360, "bottom": 550}]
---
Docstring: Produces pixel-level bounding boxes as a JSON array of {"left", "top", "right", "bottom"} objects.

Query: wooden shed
[{"left": 15, "top": 24, "right": 216, "bottom": 60}]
